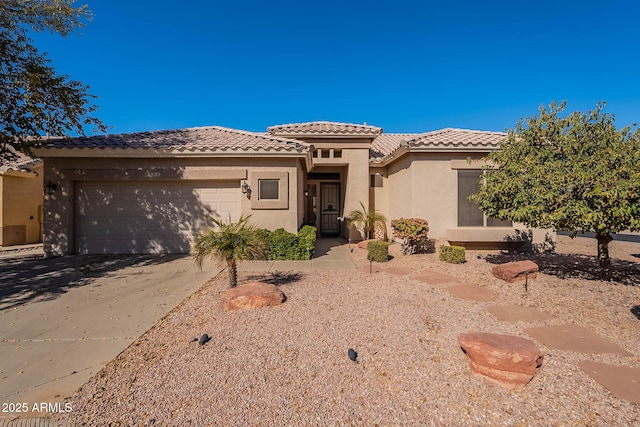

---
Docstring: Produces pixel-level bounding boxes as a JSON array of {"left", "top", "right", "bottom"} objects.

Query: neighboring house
[
  {"left": 0, "top": 148, "right": 44, "bottom": 246},
  {"left": 32, "top": 122, "right": 552, "bottom": 256}
]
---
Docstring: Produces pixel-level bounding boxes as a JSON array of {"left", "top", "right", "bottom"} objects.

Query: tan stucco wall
[
  {"left": 339, "top": 148, "right": 370, "bottom": 240},
  {"left": 380, "top": 152, "right": 554, "bottom": 248},
  {"left": 369, "top": 166, "right": 388, "bottom": 239},
  {"left": 383, "top": 152, "right": 488, "bottom": 239},
  {"left": 42, "top": 157, "right": 301, "bottom": 255},
  {"left": 0, "top": 165, "right": 43, "bottom": 246}
]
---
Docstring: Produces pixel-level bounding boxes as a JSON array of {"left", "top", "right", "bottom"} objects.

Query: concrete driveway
[{"left": 0, "top": 253, "right": 219, "bottom": 418}]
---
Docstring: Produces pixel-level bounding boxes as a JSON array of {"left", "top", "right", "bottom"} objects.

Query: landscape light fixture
[{"left": 44, "top": 181, "right": 57, "bottom": 195}]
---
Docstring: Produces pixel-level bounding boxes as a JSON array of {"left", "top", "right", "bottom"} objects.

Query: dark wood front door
[{"left": 320, "top": 183, "right": 340, "bottom": 236}]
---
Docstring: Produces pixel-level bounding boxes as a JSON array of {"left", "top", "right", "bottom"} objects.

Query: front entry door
[{"left": 320, "top": 183, "right": 340, "bottom": 236}]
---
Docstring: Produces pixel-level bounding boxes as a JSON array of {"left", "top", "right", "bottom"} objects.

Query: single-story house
[
  {"left": 33, "top": 121, "right": 553, "bottom": 256},
  {"left": 0, "top": 148, "right": 44, "bottom": 246}
]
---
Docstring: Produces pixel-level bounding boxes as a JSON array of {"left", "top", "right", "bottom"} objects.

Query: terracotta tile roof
[
  {"left": 36, "top": 126, "right": 311, "bottom": 153},
  {"left": 371, "top": 128, "right": 506, "bottom": 163},
  {"left": 0, "top": 146, "right": 42, "bottom": 173},
  {"left": 370, "top": 133, "right": 418, "bottom": 159},
  {"left": 407, "top": 128, "right": 507, "bottom": 148},
  {"left": 268, "top": 121, "right": 383, "bottom": 137}
]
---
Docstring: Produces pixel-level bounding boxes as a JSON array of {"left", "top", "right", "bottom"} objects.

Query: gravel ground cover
[{"left": 54, "top": 236, "right": 640, "bottom": 426}]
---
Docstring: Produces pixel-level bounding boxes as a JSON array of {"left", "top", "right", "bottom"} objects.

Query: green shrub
[
  {"left": 269, "top": 228, "right": 300, "bottom": 260},
  {"left": 297, "top": 225, "right": 317, "bottom": 259},
  {"left": 391, "top": 218, "right": 430, "bottom": 255},
  {"left": 439, "top": 245, "right": 466, "bottom": 264},
  {"left": 255, "top": 226, "right": 317, "bottom": 260},
  {"left": 367, "top": 240, "right": 389, "bottom": 262}
]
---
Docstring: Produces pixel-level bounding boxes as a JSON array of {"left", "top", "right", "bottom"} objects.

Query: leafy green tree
[
  {"left": 192, "top": 214, "right": 266, "bottom": 288},
  {"left": 347, "top": 201, "right": 387, "bottom": 240},
  {"left": 471, "top": 101, "right": 640, "bottom": 280},
  {"left": 1, "top": 0, "right": 107, "bottom": 162}
]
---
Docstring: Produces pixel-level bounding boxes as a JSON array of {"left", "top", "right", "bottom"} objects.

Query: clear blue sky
[{"left": 31, "top": 0, "right": 640, "bottom": 135}]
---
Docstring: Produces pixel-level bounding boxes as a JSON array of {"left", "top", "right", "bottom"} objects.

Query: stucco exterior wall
[
  {"left": 42, "top": 157, "right": 301, "bottom": 255},
  {"left": 0, "top": 165, "right": 43, "bottom": 246},
  {"left": 381, "top": 152, "right": 554, "bottom": 248},
  {"left": 407, "top": 153, "right": 464, "bottom": 240},
  {"left": 339, "top": 148, "right": 370, "bottom": 240},
  {"left": 384, "top": 152, "right": 484, "bottom": 240}
]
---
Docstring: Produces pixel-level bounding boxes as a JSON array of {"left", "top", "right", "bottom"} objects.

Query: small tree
[
  {"left": 191, "top": 214, "right": 265, "bottom": 288},
  {"left": 347, "top": 201, "right": 387, "bottom": 240},
  {"left": 470, "top": 101, "right": 640, "bottom": 280}
]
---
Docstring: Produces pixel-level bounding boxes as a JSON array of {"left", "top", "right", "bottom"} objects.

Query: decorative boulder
[
  {"left": 458, "top": 332, "right": 544, "bottom": 389},
  {"left": 225, "top": 281, "right": 286, "bottom": 310},
  {"left": 492, "top": 260, "right": 539, "bottom": 283}
]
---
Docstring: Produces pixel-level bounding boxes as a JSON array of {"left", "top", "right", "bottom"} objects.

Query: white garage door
[{"left": 75, "top": 181, "right": 241, "bottom": 254}]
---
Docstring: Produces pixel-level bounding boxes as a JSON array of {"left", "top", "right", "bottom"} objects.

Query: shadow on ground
[
  {"left": 483, "top": 252, "right": 640, "bottom": 286},
  {"left": 0, "top": 254, "right": 186, "bottom": 311},
  {"left": 631, "top": 305, "right": 640, "bottom": 321},
  {"left": 245, "top": 271, "right": 304, "bottom": 286}
]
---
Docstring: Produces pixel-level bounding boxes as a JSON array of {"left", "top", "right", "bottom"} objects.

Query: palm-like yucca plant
[
  {"left": 191, "top": 214, "right": 265, "bottom": 288},
  {"left": 347, "top": 201, "right": 387, "bottom": 240}
]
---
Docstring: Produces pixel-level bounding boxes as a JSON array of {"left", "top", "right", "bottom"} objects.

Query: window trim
[{"left": 249, "top": 171, "right": 288, "bottom": 209}]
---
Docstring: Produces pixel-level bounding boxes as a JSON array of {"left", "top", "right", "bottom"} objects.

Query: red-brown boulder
[
  {"left": 458, "top": 332, "right": 543, "bottom": 389},
  {"left": 225, "top": 281, "right": 285, "bottom": 310},
  {"left": 492, "top": 260, "right": 539, "bottom": 283}
]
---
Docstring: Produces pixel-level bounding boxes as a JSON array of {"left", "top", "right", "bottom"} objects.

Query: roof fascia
[
  {"left": 32, "top": 147, "right": 311, "bottom": 159},
  {"left": 370, "top": 146, "right": 498, "bottom": 166}
]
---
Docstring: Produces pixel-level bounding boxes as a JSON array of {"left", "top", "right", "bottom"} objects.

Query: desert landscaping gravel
[{"left": 54, "top": 236, "right": 640, "bottom": 426}]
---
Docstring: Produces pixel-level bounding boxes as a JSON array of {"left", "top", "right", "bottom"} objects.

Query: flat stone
[
  {"left": 524, "top": 324, "right": 631, "bottom": 355},
  {"left": 447, "top": 284, "right": 496, "bottom": 302},
  {"left": 488, "top": 305, "right": 556, "bottom": 322},
  {"left": 458, "top": 332, "right": 544, "bottom": 389},
  {"left": 225, "top": 281, "right": 286, "bottom": 310},
  {"left": 414, "top": 270, "right": 458, "bottom": 285},
  {"left": 578, "top": 360, "right": 640, "bottom": 404},
  {"left": 492, "top": 260, "right": 539, "bottom": 283},
  {"left": 382, "top": 266, "right": 412, "bottom": 276}
]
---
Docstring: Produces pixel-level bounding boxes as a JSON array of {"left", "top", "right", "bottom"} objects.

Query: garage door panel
[{"left": 76, "top": 181, "right": 240, "bottom": 254}]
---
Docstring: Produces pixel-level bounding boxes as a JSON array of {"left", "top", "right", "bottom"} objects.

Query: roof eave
[
  {"left": 32, "top": 147, "right": 311, "bottom": 158},
  {"left": 370, "top": 145, "right": 499, "bottom": 166}
]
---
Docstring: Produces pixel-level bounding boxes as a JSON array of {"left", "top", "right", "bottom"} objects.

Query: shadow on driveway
[{"left": 0, "top": 254, "right": 187, "bottom": 311}]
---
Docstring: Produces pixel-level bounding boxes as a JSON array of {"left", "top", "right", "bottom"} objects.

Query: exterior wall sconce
[
  {"left": 304, "top": 189, "right": 309, "bottom": 197},
  {"left": 44, "top": 181, "right": 57, "bottom": 195},
  {"left": 241, "top": 181, "right": 250, "bottom": 194}
]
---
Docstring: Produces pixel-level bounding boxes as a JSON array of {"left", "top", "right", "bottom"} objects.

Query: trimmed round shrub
[
  {"left": 367, "top": 240, "right": 389, "bottom": 262},
  {"left": 439, "top": 245, "right": 466, "bottom": 264}
]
